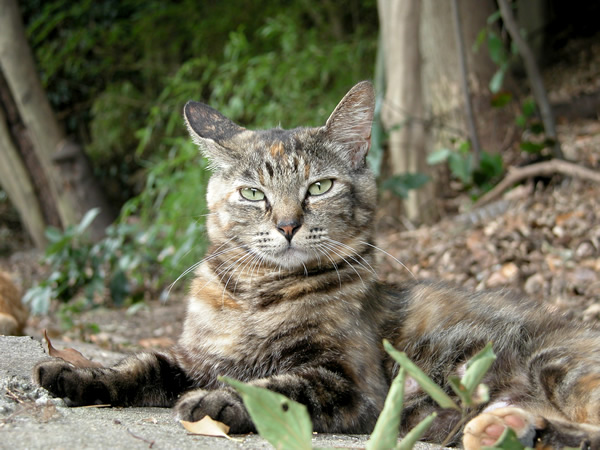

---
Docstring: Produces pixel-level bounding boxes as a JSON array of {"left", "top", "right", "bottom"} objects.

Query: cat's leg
[
  {"left": 464, "top": 405, "right": 600, "bottom": 449},
  {"left": 174, "top": 367, "right": 382, "bottom": 434},
  {"left": 33, "top": 351, "right": 190, "bottom": 407},
  {"left": 175, "top": 387, "right": 253, "bottom": 432}
]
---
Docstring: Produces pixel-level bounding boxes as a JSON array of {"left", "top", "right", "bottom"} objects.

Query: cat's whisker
[
  {"left": 233, "top": 251, "right": 261, "bottom": 293},
  {"left": 323, "top": 238, "right": 378, "bottom": 276},
  {"left": 167, "top": 239, "right": 240, "bottom": 295},
  {"left": 319, "top": 241, "right": 365, "bottom": 288},
  {"left": 315, "top": 244, "right": 342, "bottom": 289},
  {"left": 358, "top": 241, "right": 416, "bottom": 279}
]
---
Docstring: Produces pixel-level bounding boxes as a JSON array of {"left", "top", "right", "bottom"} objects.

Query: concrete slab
[{"left": 0, "top": 336, "right": 442, "bottom": 449}]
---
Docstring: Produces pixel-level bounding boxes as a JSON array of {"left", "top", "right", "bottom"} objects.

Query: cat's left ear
[
  {"left": 183, "top": 101, "right": 246, "bottom": 169},
  {"left": 325, "top": 81, "right": 375, "bottom": 169}
]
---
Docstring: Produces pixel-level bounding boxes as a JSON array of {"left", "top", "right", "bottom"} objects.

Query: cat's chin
[{"left": 264, "top": 247, "right": 315, "bottom": 271}]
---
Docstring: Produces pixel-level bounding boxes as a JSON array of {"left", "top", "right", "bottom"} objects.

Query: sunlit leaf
[
  {"left": 427, "top": 148, "right": 453, "bottom": 165},
  {"left": 366, "top": 369, "right": 406, "bottom": 450},
  {"left": 221, "top": 376, "right": 313, "bottom": 450},
  {"left": 383, "top": 340, "right": 459, "bottom": 410}
]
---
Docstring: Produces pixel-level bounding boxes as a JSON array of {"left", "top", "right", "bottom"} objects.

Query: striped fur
[{"left": 34, "top": 82, "right": 600, "bottom": 447}]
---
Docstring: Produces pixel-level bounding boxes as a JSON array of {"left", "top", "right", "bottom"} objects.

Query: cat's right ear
[{"left": 183, "top": 101, "right": 245, "bottom": 169}]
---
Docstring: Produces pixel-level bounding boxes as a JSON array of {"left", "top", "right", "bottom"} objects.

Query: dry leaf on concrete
[
  {"left": 43, "top": 329, "right": 104, "bottom": 368},
  {"left": 181, "top": 415, "right": 236, "bottom": 440}
]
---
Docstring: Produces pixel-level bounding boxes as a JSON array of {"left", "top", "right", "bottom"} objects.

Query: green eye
[
  {"left": 308, "top": 179, "right": 333, "bottom": 196},
  {"left": 240, "top": 187, "right": 265, "bottom": 201}
]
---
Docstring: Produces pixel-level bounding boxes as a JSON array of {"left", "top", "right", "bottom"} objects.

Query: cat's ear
[
  {"left": 183, "top": 101, "right": 246, "bottom": 169},
  {"left": 325, "top": 81, "right": 375, "bottom": 169}
]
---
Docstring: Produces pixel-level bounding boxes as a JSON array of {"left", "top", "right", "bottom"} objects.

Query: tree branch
[{"left": 473, "top": 159, "right": 600, "bottom": 209}]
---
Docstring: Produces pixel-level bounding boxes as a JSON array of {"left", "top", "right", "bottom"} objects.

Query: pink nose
[{"left": 277, "top": 220, "right": 302, "bottom": 242}]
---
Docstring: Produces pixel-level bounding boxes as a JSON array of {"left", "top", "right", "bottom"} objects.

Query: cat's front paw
[
  {"left": 33, "top": 359, "right": 110, "bottom": 406},
  {"left": 463, "top": 407, "right": 540, "bottom": 449},
  {"left": 175, "top": 388, "right": 254, "bottom": 433}
]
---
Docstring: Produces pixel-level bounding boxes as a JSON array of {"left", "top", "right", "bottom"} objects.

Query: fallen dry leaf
[
  {"left": 43, "top": 329, "right": 104, "bottom": 368},
  {"left": 181, "top": 415, "right": 234, "bottom": 439}
]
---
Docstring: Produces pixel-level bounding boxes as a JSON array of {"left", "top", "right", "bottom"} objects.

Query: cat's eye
[
  {"left": 307, "top": 179, "right": 333, "bottom": 196},
  {"left": 240, "top": 187, "right": 265, "bottom": 201}
]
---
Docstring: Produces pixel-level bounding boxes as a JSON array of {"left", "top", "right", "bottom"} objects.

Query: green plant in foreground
[{"left": 223, "top": 341, "right": 529, "bottom": 450}]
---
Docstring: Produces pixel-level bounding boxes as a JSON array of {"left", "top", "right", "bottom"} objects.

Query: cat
[
  {"left": 34, "top": 81, "right": 600, "bottom": 448},
  {"left": 0, "top": 270, "right": 28, "bottom": 336}
]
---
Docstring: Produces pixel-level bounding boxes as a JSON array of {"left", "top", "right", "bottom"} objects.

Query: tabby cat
[{"left": 35, "top": 82, "right": 600, "bottom": 448}]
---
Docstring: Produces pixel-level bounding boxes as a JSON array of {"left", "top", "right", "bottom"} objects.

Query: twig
[
  {"left": 473, "top": 159, "right": 600, "bottom": 209},
  {"left": 125, "top": 428, "right": 155, "bottom": 448},
  {"left": 497, "top": 0, "right": 563, "bottom": 159},
  {"left": 451, "top": 0, "right": 481, "bottom": 165}
]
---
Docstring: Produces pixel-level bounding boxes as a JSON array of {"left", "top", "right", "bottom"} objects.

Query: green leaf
[
  {"left": 486, "top": 10, "right": 502, "bottom": 25},
  {"left": 490, "top": 92, "right": 513, "bottom": 108},
  {"left": 383, "top": 340, "right": 459, "bottom": 410},
  {"left": 366, "top": 369, "right": 406, "bottom": 450},
  {"left": 487, "top": 33, "right": 506, "bottom": 66},
  {"left": 521, "top": 98, "right": 537, "bottom": 118},
  {"left": 519, "top": 141, "right": 547, "bottom": 153},
  {"left": 221, "top": 376, "right": 313, "bottom": 450},
  {"left": 473, "top": 28, "right": 487, "bottom": 52},
  {"left": 427, "top": 148, "right": 453, "bottom": 165},
  {"left": 483, "top": 427, "right": 524, "bottom": 450},
  {"left": 396, "top": 412, "right": 437, "bottom": 450},
  {"left": 75, "top": 208, "right": 101, "bottom": 235},
  {"left": 461, "top": 342, "right": 496, "bottom": 396},
  {"left": 448, "top": 153, "right": 473, "bottom": 185},
  {"left": 489, "top": 67, "right": 506, "bottom": 94},
  {"left": 381, "top": 173, "right": 430, "bottom": 199}
]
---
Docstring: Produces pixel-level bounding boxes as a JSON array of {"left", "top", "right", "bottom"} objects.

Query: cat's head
[{"left": 184, "top": 81, "right": 376, "bottom": 271}]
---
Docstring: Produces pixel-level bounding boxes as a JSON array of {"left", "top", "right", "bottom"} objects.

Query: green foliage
[
  {"left": 381, "top": 173, "right": 430, "bottom": 199},
  {"left": 226, "top": 341, "right": 502, "bottom": 449},
  {"left": 20, "top": 0, "right": 377, "bottom": 312},
  {"left": 221, "top": 377, "right": 313, "bottom": 450},
  {"left": 485, "top": 428, "right": 525, "bottom": 450},
  {"left": 366, "top": 369, "right": 406, "bottom": 449},
  {"left": 428, "top": 144, "right": 504, "bottom": 193}
]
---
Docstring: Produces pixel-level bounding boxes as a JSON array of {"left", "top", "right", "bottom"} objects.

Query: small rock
[
  {"left": 524, "top": 273, "right": 546, "bottom": 295},
  {"left": 583, "top": 303, "right": 600, "bottom": 322}
]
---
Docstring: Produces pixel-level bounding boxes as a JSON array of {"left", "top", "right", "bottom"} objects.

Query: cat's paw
[
  {"left": 33, "top": 359, "right": 110, "bottom": 406},
  {"left": 175, "top": 388, "right": 254, "bottom": 433},
  {"left": 463, "top": 407, "right": 541, "bottom": 450}
]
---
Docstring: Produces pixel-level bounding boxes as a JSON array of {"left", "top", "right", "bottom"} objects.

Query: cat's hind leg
[
  {"left": 463, "top": 406, "right": 600, "bottom": 449},
  {"left": 463, "top": 406, "right": 540, "bottom": 449},
  {"left": 34, "top": 351, "right": 190, "bottom": 407}
]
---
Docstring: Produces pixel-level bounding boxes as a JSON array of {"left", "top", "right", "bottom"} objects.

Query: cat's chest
[{"left": 181, "top": 291, "right": 360, "bottom": 363}]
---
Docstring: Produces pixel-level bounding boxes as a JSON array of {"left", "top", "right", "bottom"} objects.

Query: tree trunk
[
  {"left": 420, "top": 0, "right": 508, "bottom": 157},
  {"left": 0, "top": 0, "right": 115, "bottom": 243},
  {"left": 0, "top": 104, "right": 47, "bottom": 248},
  {"left": 377, "top": 0, "right": 435, "bottom": 224}
]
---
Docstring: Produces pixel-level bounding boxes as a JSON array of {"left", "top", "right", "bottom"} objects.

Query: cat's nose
[{"left": 277, "top": 219, "right": 302, "bottom": 243}]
